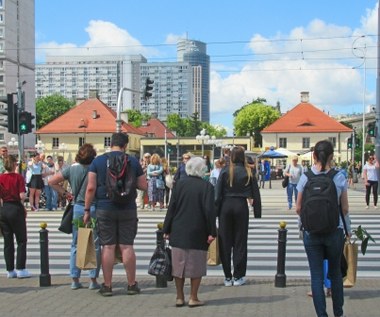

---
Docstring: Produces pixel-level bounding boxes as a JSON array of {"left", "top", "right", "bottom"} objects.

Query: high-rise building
[
  {"left": 139, "top": 62, "right": 193, "bottom": 121},
  {"left": 35, "top": 55, "right": 147, "bottom": 110},
  {"left": 177, "top": 39, "right": 210, "bottom": 122},
  {"left": 35, "top": 39, "right": 210, "bottom": 123},
  {"left": 0, "top": 0, "right": 35, "bottom": 146}
]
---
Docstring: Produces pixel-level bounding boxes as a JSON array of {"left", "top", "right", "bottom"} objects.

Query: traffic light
[
  {"left": 0, "top": 94, "right": 18, "bottom": 133},
  {"left": 18, "top": 111, "right": 34, "bottom": 135},
  {"left": 167, "top": 142, "right": 172, "bottom": 154},
  {"left": 367, "top": 122, "right": 376, "bottom": 137},
  {"left": 143, "top": 77, "right": 154, "bottom": 101},
  {"left": 355, "top": 137, "right": 361, "bottom": 148},
  {"left": 347, "top": 137, "right": 352, "bottom": 149}
]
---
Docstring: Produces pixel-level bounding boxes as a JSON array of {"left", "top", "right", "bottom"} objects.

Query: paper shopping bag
[
  {"left": 76, "top": 227, "right": 97, "bottom": 270},
  {"left": 207, "top": 237, "right": 221, "bottom": 266},
  {"left": 343, "top": 240, "right": 358, "bottom": 288}
]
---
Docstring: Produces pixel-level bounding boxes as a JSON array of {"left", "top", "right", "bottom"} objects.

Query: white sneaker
[
  {"left": 374, "top": 205, "right": 378, "bottom": 209},
  {"left": 233, "top": 277, "right": 246, "bottom": 286},
  {"left": 224, "top": 278, "right": 233, "bottom": 287},
  {"left": 7, "top": 270, "right": 17, "bottom": 278},
  {"left": 366, "top": 205, "right": 369, "bottom": 209},
  {"left": 16, "top": 269, "right": 31, "bottom": 279}
]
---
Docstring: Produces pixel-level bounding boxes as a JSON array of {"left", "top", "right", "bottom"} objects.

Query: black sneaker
[
  {"left": 98, "top": 283, "right": 112, "bottom": 297},
  {"left": 127, "top": 282, "right": 140, "bottom": 295}
]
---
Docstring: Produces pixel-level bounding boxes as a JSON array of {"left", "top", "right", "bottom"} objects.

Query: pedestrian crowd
[{"left": 0, "top": 138, "right": 373, "bottom": 316}]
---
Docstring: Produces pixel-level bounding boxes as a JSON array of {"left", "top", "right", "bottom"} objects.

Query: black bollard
[
  {"left": 155, "top": 229, "right": 167, "bottom": 288},
  {"left": 275, "top": 221, "right": 287, "bottom": 288},
  {"left": 39, "top": 223, "right": 51, "bottom": 287}
]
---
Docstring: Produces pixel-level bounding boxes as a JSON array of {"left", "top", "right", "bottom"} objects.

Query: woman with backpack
[{"left": 296, "top": 140, "right": 348, "bottom": 317}]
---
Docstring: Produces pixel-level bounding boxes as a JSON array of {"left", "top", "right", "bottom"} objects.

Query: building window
[
  {"left": 104, "top": 137, "right": 111, "bottom": 147},
  {"left": 328, "top": 137, "right": 336, "bottom": 148},
  {"left": 302, "top": 137, "right": 310, "bottom": 149},
  {"left": 0, "top": 133, "right": 4, "bottom": 141},
  {"left": 79, "top": 137, "right": 85, "bottom": 147},
  {"left": 52, "top": 137, "right": 59, "bottom": 149},
  {"left": 279, "top": 138, "right": 287, "bottom": 148}
]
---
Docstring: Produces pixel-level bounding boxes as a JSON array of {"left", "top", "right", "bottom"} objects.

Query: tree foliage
[
  {"left": 36, "top": 94, "right": 75, "bottom": 129},
  {"left": 124, "top": 109, "right": 151, "bottom": 127},
  {"left": 166, "top": 113, "right": 227, "bottom": 137},
  {"left": 233, "top": 100, "right": 280, "bottom": 146}
]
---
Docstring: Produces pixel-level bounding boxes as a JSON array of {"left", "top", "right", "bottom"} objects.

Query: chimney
[
  {"left": 92, "top": 110, "right": 98, "bottom": 119},
  {"left": 300, "top": 91, "right": 309, "bottom": 103},
  {"left": 89, "top": 89, "right": 99, "bottom": 99}
]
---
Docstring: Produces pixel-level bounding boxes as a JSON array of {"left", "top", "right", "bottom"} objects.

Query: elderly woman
[
  {"left": 49, "top": 144, "right": 101, "bottom": 290},
  {"left": 163, "top": 157, "right": 217, "bottom": 307}
]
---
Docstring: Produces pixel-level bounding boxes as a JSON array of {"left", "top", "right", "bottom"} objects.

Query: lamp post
[
  {"left": 352, "top": 36, "right": 367, "bottom": 166},
  {"left": 196, "top": 128, "right": 210, "bottom": 157},
  {"left": 58, "top": 142, "right": 67, "bottom": 158},
  {"left": 207, "top": 136, "right": 223, "bottom": 161},
  {"left": 7, "top": 137, "right": 19, "bottom": 155},
  {"left": 35, "top": 140, "right": 45, "bottom": 154}
]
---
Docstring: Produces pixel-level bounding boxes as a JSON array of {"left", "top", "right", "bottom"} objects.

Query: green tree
[
  {"left": 36, "top": 94, "right": 75, "bottom": 129},
  {"left": 167, "top": 113, "right": 227, "bottom": 137},
  {"left": 124, "top": 109, "right": 150, "bottom": 127},
  {"left": 233, "top": 100, "right": 280, "bottom": 146}
]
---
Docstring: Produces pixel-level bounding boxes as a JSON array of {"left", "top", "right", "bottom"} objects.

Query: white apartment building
[
  {"left": 35, "top": 54, "right": 147, "bottom": 111},
  {"left": 0, "top": 0, "right": 35, "bottom": 148},
  {"left": 35, "top": 39, "right": 210, "bottom": 123}
]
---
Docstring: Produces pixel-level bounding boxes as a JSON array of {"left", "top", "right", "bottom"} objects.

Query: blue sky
[{"left": 36, "top": 0, "right": 379, "bottom": 133}]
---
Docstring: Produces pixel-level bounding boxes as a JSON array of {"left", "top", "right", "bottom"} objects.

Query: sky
[{"left": 35, "top": 0, "right": 379, "bottom": 134}]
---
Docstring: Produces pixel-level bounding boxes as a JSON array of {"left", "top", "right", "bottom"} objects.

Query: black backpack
[
  {"left": 300, "top": 169, "right": 339, "bottom": 234},
  {"left": 105, "top": 153, "right": 136, "bottom": 205}
]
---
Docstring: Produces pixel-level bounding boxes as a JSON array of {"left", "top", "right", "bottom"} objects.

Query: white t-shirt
[{"left": 363, "top": 163, "right": 378, "bottom": 181}]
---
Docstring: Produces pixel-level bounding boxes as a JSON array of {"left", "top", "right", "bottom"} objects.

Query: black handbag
[
  {"left": 282, "top": 176, "right": 289, "bottom": 188},
  {"left": 58, "top": 202, "right": 73, "bottom": 234},
  {"left": 148, "top": 243, "right": 172, "bottom": 280},
  {"left": 58, "top": 173, "right": 87, "bottom": 234}
]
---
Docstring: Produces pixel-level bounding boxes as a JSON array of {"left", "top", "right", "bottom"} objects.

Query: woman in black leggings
[{"left": 363, "top": 155, "right": 378, "bottom": 209}]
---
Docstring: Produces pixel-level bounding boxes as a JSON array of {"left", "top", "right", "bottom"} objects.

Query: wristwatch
[{"left": 84, "top": 208, "right": 90, "bottom": 212}]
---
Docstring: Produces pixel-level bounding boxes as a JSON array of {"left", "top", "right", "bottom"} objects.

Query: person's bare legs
[
  {"left": 175, "top": 277, "right": 185, "bottom": 301},
  {"left": 34, "top": 189, "right": 41, "bottom": 209},
  {"left": 101, "top": 244, "right": 116, "bottom": 287},
  {"left": 29, "top": 188, "right": 36, "bottom": 209},
  {"left": 120, "top": 244, "right": 136, "bottom": 285},
  {"left": 189, "top": 277, "right": 202, "bottom": 302}
]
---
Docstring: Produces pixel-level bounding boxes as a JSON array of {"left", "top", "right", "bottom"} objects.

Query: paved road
[{"left": 1, "top": 179, "right": 379, "bottom": 278}]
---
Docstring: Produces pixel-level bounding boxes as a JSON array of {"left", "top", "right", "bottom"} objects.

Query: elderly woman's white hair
[{"left": 185, "top": 156, "right": 206, "bottom": 178}]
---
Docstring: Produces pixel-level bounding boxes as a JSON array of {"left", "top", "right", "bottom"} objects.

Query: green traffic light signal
[
  {"left": 367, "top": 122, "right": 376, "bottom": 137},
  {"left": 347, "top": 137, "right": 352, "bottom": 149}
]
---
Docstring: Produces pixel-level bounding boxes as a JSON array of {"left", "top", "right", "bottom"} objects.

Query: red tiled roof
[
  {"left": 262, "top": 102, "right": 352, "bottom": 133},
  {"left": 139, "top": 118, "right": 176, "bottom": 138},
  {"left": 36, "top": 98, "right": 144, "bottom": 135}
]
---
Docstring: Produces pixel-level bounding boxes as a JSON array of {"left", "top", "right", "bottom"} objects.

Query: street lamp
[
  {"left": 58, "top": 142, "right": 67, "bottom": 158},
  {"left": 196, "top": 128, "right": 210, "bottom": 156},
  {"left": 7, "top": 137, "right": 18, "bottom": 154},
  {"left": 35, "top": 140, "right": 45, "bottom": 154},
  {"left": 206, "top": 136, "right": 223, "bottom": 161}
]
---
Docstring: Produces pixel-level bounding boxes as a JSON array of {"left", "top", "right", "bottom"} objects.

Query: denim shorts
[{"left": 95, "top": 207, "right": 138, "bottom": 246}]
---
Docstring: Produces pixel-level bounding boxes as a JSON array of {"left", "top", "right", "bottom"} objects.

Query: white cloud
[
  {"left": 210, "top": 3, "right": 378, "bottom": 121},
  {"left": 36, "top": 20, "right": 157, "bottom": 61}
]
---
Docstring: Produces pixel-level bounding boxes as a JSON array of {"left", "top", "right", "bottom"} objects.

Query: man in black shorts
[{"left": 84, "top": 133, "right": 147, "bottom": 296}]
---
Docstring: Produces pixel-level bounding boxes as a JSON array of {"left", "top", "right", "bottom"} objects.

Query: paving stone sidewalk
[{"left": 0, "top": 275, "right": 379, "bottom": 317}]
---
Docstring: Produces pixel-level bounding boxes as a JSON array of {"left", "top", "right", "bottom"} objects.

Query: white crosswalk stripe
[{"left": 1, "top": 210, "right": 379, "bottom": 278}]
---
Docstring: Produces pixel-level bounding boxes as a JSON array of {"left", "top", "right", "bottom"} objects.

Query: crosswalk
[{"left": 1, "top": 210, "right": 379, "bottom": 278}]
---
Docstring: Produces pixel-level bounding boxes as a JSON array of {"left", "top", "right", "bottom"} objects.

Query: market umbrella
[{"left": 258, "top": 147, "right": 288, "bottom": 188}]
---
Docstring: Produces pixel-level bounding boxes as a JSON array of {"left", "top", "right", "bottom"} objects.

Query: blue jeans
[
  {"left": 44, "top": 185, "right": 57, "bottom": 210},
  {"left": 303, "top": 228, "right": 344, "bottom": 317},
  {"left": 70, "top": 204, "right": 101, "bottom": 279},
  {"left": 287, "top": 183, "right": 298, "bottom": 208}
]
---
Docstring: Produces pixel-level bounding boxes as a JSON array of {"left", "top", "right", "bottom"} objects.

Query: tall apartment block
[
  {"left": 0, "top": 0, "right": 35, "bottom": 146},
  {"left": 36, "top": 39, "right": 210, "bottom": 123},
  {"left": 35, "top": 54, "right": 147, "bottom": 110}
]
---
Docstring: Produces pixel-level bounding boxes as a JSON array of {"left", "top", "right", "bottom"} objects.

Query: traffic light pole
[
  {"left": 376, "top": 5, "right": 380, "bottom": 190},
  {"left": 17, "top": 83, "right": 23, "bottom": 167},
  {"left": 116, "top": 87, "right": 142, "bottom": 133}
]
